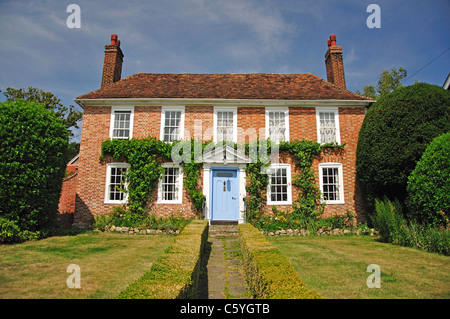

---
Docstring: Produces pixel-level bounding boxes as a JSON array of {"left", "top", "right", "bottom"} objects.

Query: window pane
[
  {"left": 161, "top": 167, "right": 180, "bottom": 201},
  {"left": 322, "top": 167, "right": 340, "bottom": 201},
  {"left": 109, "top": 165, "right": 127, "bottom": 201},
  {"left": 319, "top": 112, "right": 337, "bottom": 143},
  {"left": 113, "top": 111, "right": 131, "bottom": 139}
]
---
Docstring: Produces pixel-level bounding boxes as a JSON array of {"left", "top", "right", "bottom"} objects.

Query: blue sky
[{"left": 1, "top": 0, "right": 449, "bottom": 141}]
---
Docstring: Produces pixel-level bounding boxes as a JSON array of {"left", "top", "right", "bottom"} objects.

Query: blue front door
[{"left": 211, "top": 169, "right": 239, "bottom": 221}]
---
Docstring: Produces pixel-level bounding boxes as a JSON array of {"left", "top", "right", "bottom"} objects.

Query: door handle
[{"left": 232, "top": 197, "right": 236, "bottom": 200}]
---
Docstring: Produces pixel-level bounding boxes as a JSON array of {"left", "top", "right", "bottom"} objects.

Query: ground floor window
[
  {"left": 267, "top": 163, "right": 292, "bottom": 205},
  {"left": 158, "top": 163, "right": 183, "bottom": 204},
  {"left": 105, "top": 163, "right": 129, "bottom": 204},
  {"left": 319, "top": 163, "right": 344, "bottom": 204}
]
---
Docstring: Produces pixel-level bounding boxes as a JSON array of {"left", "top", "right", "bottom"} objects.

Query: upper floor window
[
  {"left": 316, "top": 107, "right": 340, "bottom": 144},
  {"left": 160, "top": 106, "right": 185, "bottom": 142},
  {"left": 267, "top": 163, "right": 292, "bottom": 205},
  {"left": 266, "top": 107, "right": 289, "bottom": 143},
  {"left": 104, "top": 163, "right": 129, "bottom": 204},
  {"left": 214, "top": 107, "right": 237, "bottom": 143},
  {"left": 110, "top": 106, "right": 134, "bottom": 139}
]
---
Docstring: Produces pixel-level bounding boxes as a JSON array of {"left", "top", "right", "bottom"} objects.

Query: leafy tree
[
  {"left": 407, "top": 133, "right": 450, "bottom": 227},
  {"left": 356, "top": 66, "right": 407, "bottom": 98},
  {"left": 356, "top": 82, "right": 450, "bottom": 217},
  {"left": 0, "top": 100, "right": 69, "bottom": 242},
  {"left": 3, "top": 86, "right": 82, "bottom": 138}
]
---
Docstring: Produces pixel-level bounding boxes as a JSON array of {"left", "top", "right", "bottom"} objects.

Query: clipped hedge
[
  {"left": 118, "top": 220, "right": 208, "bottom": 299},
  {"left": 238, "top": 223, "right": 320, "bottom": 299},
  {"left": 407, "top": 132, "right": 450, "bottom": 227}
]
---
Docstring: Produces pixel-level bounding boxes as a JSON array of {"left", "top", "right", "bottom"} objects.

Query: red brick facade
[{"left": 72, "top": 34, "right": 372, "bottom": 228}]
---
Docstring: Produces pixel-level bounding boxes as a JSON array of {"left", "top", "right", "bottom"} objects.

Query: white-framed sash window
[
  {"left": 214, "top": 107, "right": 237, "bottom": 143},
  {"left": 110, "top": 106, "right": 134, "bottom": 139},
  {"left": 266, "top": 107, "right": 289, "bottom": 143},
  {"left": 105, "top": 163, "right": 130, "bottom": 204},
  {"left": 316, "top": 107, "right": 340, "bottom": 144},
  {"left": 267, "top": 163, "right": 292, "bottom": 205},
  {"left": 158, "top": 163, "right": 183, "bottom": 204},
  {"left": 160, "top": 106, "right": 185, "bottom": 142},
  {"left": 319, "top": 163, "right": 344, "bottom": 204}
]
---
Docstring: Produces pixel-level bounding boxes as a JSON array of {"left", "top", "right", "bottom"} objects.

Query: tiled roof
[{"left": 77, "top": 73, "right": 372, "bottom": 101}]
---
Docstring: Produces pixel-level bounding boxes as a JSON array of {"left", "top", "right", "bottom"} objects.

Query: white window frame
[
  {"left": 157, "top": 163, "right": 183, "bottom": 204},
  {"left": 318, "top": 163, "right": 345, "bottom": 204},
  {"left": 267, "top": 163, "right": 292, "bottom": 206},
  {"left": 265, "top": 107, "right": 289, "bottom": 143},
  {"left": 315, "top": 107, "right": 341, "bottom": 144},
  {"left": 213, "top": 107, "right": 237, "bottom": 143},
  {"left": 104, "top": 163, "right": 130, "bottom": 204},
  {"left": 109, "top": 106, "right": 134, "bottom": 139},
  {"left": 160, "top": 106, "right": 185, "bottom": 143}
]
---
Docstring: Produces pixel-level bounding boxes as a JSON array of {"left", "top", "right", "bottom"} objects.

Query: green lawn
[
  {"left": 0, "top": 231, "right": 174, "bottom": 299},
  {"left": 268, "top": 235, "right": 450, "bottom": 299}
]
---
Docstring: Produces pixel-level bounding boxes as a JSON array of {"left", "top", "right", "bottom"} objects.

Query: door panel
[{"left": 211, "top": 169, "right": 239, "bottom": 221}]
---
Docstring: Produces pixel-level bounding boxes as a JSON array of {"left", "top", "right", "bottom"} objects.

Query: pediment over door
[{"left": 202, "top": 144, "right": 251, "bottom": 164}]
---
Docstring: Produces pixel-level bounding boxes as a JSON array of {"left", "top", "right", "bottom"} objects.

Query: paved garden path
[{"left": 198, "top": 224, "right": 251, "bottom": 299}]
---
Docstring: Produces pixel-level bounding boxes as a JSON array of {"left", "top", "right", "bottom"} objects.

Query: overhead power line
[{"left": 401, "top": 47, "right": 450, "bottom": 84}]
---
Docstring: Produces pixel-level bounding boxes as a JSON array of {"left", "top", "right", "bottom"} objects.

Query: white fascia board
[{"left": 74, "top": 98, "right": 372, "bottom": 108}]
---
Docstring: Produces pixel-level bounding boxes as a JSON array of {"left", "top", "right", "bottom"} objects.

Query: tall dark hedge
[
  {"left": 356, "top": 82, "right": 450, "bottom": 215},
  {"left": 407, "top": 132, "right": 450, "bottom": 227},
  {"left": 0, "top": 100, "right": 69, "bottom": 233}
]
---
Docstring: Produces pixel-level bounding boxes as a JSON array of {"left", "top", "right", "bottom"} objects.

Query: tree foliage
[
  {"left": 3, "top": 86, "right": 82, "bottom": 138},
  {"left": 407, "top": 133, "right": 450, "bottom": 227},
  {"left": 356, "top": 66, "right": 407, "bottom": 99},
  {"left": 0, "top": 100, "right": 69, "bottom": 241},
  {"left": 356, "top": 82, "right": 450, "bottom": 215}
]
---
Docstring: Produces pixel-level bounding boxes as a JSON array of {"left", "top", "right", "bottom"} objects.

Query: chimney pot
[
  {"left": 329, "top": 34, "right": 337, "bottom": 47},
  {"left": 111, "top": 34, "right": 118, "bottom": 45}
]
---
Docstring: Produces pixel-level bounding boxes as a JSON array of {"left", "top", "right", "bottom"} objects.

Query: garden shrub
[
  {"left": 407, "top": 132, "right": 450, "bottom": 227},
  {"left": 371, "top": 198, "right": 450, "bottom": 255},
  {"left": 356, "top": 83, "right": 450, "bottom": 214},
  {"left": 0, "top": 100, "right": 69, "bottom": 242},
  {"left": 118, "top": 220, "right": 208, "bottom": 299},
  {"left": 372, "top": 198, "right": 409, "bottom": 245},
  {"left": 238, "top": 223, "right": 320, "bottom": 299}
]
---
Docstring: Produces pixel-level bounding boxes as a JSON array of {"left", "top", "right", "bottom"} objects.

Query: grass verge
[
  {"left": 0, "top": 231, "right": 174, "bottom": 298},
  {"left": 268, "top": 235, "right": 450, "bottom": 299}
]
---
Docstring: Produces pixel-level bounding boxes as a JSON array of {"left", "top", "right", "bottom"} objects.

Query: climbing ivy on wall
[
  {"left": 245, "top": 140, "right": 345, "bottom": 230},
  {"left": 100, "top": 136, "right": 344, "bottom": 227}
]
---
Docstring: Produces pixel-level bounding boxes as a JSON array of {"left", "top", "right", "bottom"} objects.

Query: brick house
[{"left": 73, "top": 34, "right": 372, "bottom": 228}]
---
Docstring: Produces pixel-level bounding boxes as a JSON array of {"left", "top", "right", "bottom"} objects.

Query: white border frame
[
  {"left": 109, "top": 106, "right": 134, "bottom": 139},
  {"left": 157, "top": 163, "right": 183, "bottom": 204},
  {"left": 265, "top": 107, "right": 290, "bottom": 142},
  {"left": 318, "top": 162, "right": 345, "bottom": 204},
  {"left": 104, "top": 162, "right": 130, "bottom": 204},
  {"left": 315, "top": 107, "right": 341, "bottom": 144},
  {"left": 213, "top": 106, "right": 237, "bottom": 143},
  {"left": 267, "top": 163, "right": 292, "bottom": 206},
  {"left": 159, "top": 106, "right": 185, "bottom": 142}
]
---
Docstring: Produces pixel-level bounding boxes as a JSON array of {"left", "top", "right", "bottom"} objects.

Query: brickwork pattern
[{"left": 74, "top": 105, "right": 366, "bottom": 226}]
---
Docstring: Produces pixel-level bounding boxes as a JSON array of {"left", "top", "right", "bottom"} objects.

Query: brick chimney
[
  {"left": 325, "top": 34, "right": 346, "bottom": 90},
  {"left": 101, "top": 34, "right": 124, "bottom": 88}
]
